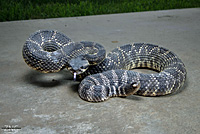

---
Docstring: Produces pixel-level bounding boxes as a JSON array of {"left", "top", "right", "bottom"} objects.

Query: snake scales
[{"left": 22, "top": 30, "right": 187, "bottom": 102}]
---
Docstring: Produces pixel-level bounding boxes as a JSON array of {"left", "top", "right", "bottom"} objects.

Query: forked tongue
[{"left": 73, "top": 72, "right": 77, "bottom": 81}]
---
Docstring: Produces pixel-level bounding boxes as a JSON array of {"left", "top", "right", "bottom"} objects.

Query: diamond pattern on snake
[{"left": 22, "top": 30, "right": 187, "bottom": 102}]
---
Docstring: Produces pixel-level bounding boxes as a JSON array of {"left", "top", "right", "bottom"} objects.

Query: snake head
[
  {"left": 67, "top": 56, "right": 89, "bottom": 80},
  {"left": 122, "top": 81, "right": 141, "bottom": 96}
]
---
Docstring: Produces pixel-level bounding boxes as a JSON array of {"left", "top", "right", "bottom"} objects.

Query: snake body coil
[
  {"left": 79, "top": 43, "right": 186, "bottom": 102},
  {"left": 23, "top": 30, "right": 187, "bottom": 102},
  {"left": 22, "top": 30, "right": 105, "bottom": 73}
]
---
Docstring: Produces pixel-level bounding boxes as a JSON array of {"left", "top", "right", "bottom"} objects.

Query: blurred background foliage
[{"left": 0, "top": 0, "right": 199, "bottom": 21}]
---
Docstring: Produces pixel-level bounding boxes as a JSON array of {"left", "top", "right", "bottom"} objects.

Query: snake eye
[
  {"left": 80, "top": 65, "right": 87, "bottom": 69},
  {"left": 132, "top": 82, "right": 140, "bottom": 88},
  {"left": 79, "top": 65, "right": 89, "bottom": 73}
]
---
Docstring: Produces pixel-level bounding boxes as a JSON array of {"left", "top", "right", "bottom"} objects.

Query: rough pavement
[{"left": 0, "top": 8, "right": 200, "bottom": 134}]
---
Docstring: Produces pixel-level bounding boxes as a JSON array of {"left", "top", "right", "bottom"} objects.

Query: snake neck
[{"left": 78, "top": 57, "right": 116, "bottom": 79}]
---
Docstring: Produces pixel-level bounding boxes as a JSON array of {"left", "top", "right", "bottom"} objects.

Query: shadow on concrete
[
  {"left": 122, "top": 95, "right": 143, "bottom": 101},
  {"left": 69, "top": 82, "right": 80, "bottom": 93},
  {"left": 23, "top": 70, "right": 73, "bottom": 88}
]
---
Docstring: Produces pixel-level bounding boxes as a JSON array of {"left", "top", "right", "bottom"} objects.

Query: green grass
[{"left": 0, "top": 0, "right": 200, "bottom": 22}]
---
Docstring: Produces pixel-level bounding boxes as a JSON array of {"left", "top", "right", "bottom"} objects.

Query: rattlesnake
[{"left": 22, "top": 30, "right": 187, "bottom": 102}]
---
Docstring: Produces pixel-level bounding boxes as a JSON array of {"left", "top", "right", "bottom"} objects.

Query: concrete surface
[{"left": 0, "top": 8, "right": 200, "bottom": 134}]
